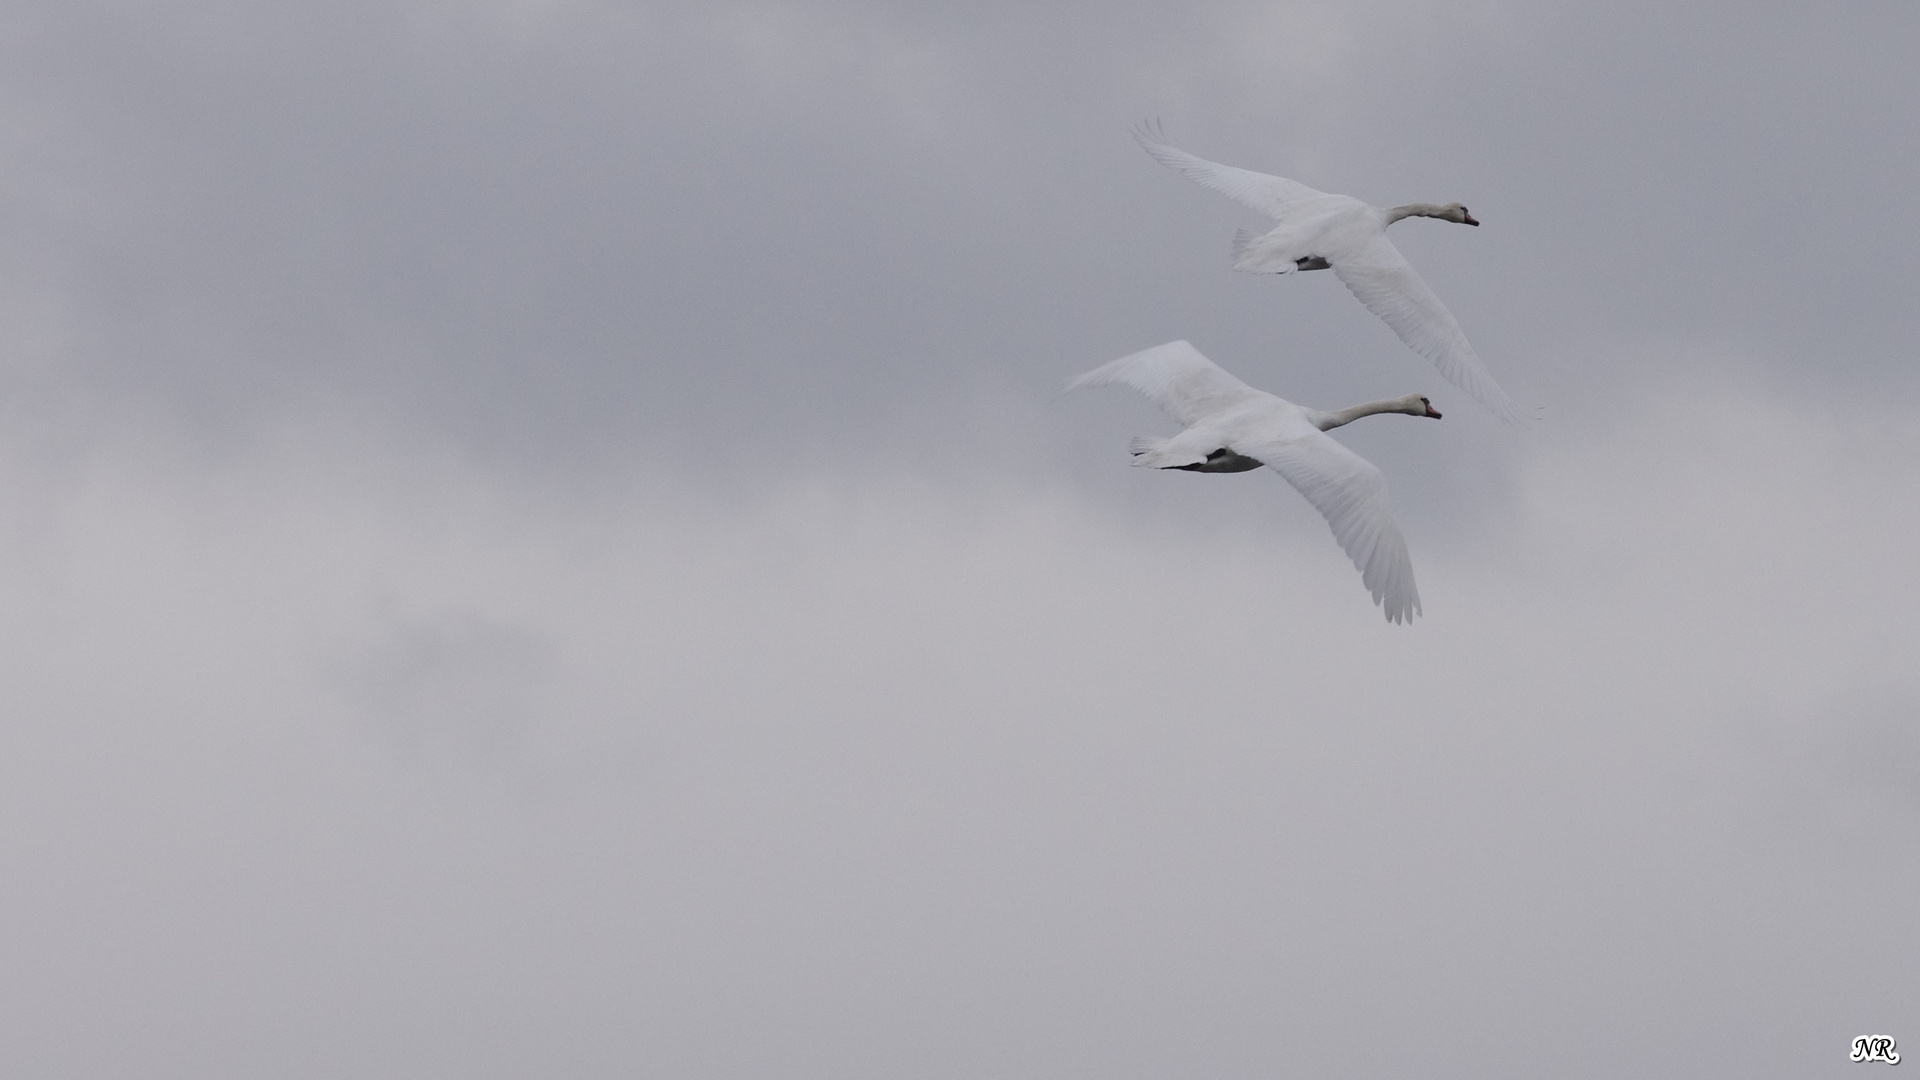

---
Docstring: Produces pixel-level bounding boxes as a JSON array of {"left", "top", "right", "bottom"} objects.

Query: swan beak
[
  {"left": 1461, "top": 211, "right": 1480, "bottom": 226},
  {"left": 1425, "top": 405, "right": 1443, "bottom": 418}
]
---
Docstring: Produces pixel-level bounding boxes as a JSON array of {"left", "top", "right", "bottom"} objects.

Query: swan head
[
  {"left": 1444, "top": 203, "right": 1478, "bottom": 226},
  {"left": 1408, "top": 394, "right": 1443, "bottom": 418}
]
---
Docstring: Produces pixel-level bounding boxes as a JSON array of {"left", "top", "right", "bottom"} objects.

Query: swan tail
[
  {"left": 1230, "top": 228, "right": 1296, "bottom": 274},
  {"left": 1230, "top": 228, "right": 1259, "bottom": 270},
  {"left": 1127, "top": 435, "right": 1209, "bottom": 469}
]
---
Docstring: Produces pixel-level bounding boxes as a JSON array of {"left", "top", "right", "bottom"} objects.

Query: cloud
[
  {"left": 2, "top": 0, "right": 1917, "bottom": 1074},
  {"left": 0, "top": 355, "right": 1912, "bottom": 1076},
  {"left": 337, "top": 602, "right": 556, "bottom": 766}
]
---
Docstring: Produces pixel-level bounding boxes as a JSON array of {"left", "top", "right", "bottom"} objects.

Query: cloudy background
[{"left": 1, "top": 1, "right": 1916, "bottom": 1076}]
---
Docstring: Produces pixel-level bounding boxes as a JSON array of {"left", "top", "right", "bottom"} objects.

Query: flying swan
[
  {"left": 1070, "top": 340, "right": 1435, "bottom": 623},
  {"left": 1134, "top": 123, "right": 1526, "bottom": 425}
]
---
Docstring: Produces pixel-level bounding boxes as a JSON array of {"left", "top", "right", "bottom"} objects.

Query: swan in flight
[
  {"left": 1069, "top": 340, "right": 1436, "bottom": 623},
  {"left": 1133, "top": 123, "right": 1525, "bottom": 425}
]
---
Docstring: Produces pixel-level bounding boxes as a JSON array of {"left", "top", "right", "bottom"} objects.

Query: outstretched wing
[
  {"left": 1333, "top": 235, "right": 1527, "bottom": 426},
  {"left": 1233, "top": 422, "right": 1422, "bottom": 624},
  {"left": 1065, "top": 340, "right": 1263, "bottom": 428},
  {"left": 1133, "top": 121, "right": 1328, "bottom": 220}
]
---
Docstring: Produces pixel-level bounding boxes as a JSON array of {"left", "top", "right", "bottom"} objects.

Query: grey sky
[{"left": 0, "top": 2, "right": 1915, "bottom": 1077}]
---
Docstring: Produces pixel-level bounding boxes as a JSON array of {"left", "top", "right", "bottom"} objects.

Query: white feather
[
  {"left": 1069, "top": 341, "right": 1428, "bottom": 623},
  {"left": 1133, "top": 126, "right": 1528, "bottom": 425}
]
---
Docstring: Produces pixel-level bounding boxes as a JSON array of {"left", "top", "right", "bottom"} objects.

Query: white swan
[
  {"left": 1069, "top": 340, "right": 1435, "bottom": 623},
  {"left": 1134, "top": 123, "right": 1525, "bottom": 425}
]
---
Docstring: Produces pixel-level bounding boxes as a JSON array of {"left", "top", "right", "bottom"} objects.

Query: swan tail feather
[
  {"left": 1128, "top": 437, "right": 1210, "bottom": 469},
  {"left": 1128, "top": 435, "right": 1165, "bottom": 457},
  {"left": 1230, "top": 228, "right": 1254, "bottom": 263},
  {"left": 1230, "top": 228, "right": 1296, "bottom": 274}
]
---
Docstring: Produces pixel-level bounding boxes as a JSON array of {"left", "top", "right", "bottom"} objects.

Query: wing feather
[
  {"left": 1333, "top": 235, "right": 1525, "bottom": 426},
  {"left": 1065, "top": 340, "right": 1263, "bottom": 428},
  {"left": 1132, "top": 124, "right": 1327, "bottom": 220},
  {"left": 1234, "top": 423, "right": 1422, "bottom": 623}
]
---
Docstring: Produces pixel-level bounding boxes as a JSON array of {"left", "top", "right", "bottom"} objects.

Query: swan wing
[
  {"left": 1065, "top": 340, "right": 1263, "bottom": 428},
  {"left": 1133, "top": 125, "right": 1327, "bottom": 220},
  {"left": 1332, "top": 235, "right": 1525, "bottom": 425},
  {"left": 1233, "top": 421, "right": 1422, "bottom": 623}
]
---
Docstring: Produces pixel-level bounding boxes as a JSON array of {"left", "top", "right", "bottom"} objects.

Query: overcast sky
[{"left": 1, "top": 2, "right": 1916, "bottom": 1077}]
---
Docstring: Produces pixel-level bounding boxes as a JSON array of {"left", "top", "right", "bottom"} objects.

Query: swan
[
  {"left": 1069, "top": 340, "right": 1436, "bottom": 623},
  {"left": 1133, "top": 122, "right": 1525, "bottom": 425}
]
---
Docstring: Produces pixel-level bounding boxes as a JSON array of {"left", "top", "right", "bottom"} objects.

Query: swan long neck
[
  {"left": 1308, "top": 397, "right": 1424, "bottom": 431},
  {"left": 1386, "top": 202, "right": 1454, "bottom": 224}
]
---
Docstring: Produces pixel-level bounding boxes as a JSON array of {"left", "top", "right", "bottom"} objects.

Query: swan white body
[
  {"left": 1134, "top": 125, "right": 1525, "bottom": 425},
  {"left": 1070, "top": 340, "right": 1433, "bottom": 623}
]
